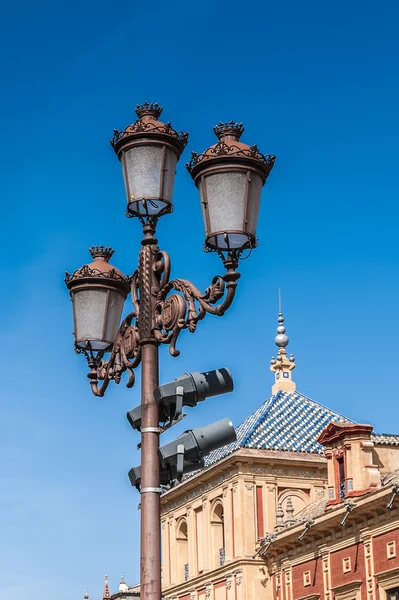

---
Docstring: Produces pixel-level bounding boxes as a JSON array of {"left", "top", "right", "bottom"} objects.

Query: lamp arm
[
  {"left": 77, "top": 237, "right": 241, "bottom": 395},
  {"left": 83, "top": 310, "right": 142, "bottom": 397},
  {"left": 154, "top": 259, "right": 240, "bottom": 357}
]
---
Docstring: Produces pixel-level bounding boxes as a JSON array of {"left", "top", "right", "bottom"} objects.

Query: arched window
[
  {"left": 176, "top": 519, "right": 189, "bottom": 582},
  {"left": 211, "top": 502, "right": 225, "bottom": 567}
]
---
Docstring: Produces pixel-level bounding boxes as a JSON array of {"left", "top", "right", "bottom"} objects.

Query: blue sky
[{"left": 1, "top": 0, "right": 398, "bottom": 598}]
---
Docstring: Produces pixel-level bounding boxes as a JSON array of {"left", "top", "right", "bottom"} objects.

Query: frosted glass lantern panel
[
  {"left": 73, "top": 288, "right": 108, "bottom": 350},
  {"left": 123, "top": 145, "right": 163, "bottom": 200},
  {"left": 104, "top": 290, "right": 125, "bottom": 345},
  {"left": 246, "top": 173, "right": 263, "bottom": 237},
  {"left": 203, "top": 171, "right": 248, "bottom": 249},
  {"left": 198, "top": 180, "right": 208, "bottom": 231},
  {"left": 162, "top": 148, "right": 178, "bottom": 202}
]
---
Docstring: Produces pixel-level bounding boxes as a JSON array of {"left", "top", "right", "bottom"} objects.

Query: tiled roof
[
  {"left": 372, "top": 433, "right": 399, "bottom": 446},
  {"left": 204, "top": 390, "right": 352, "bottom": 468}
]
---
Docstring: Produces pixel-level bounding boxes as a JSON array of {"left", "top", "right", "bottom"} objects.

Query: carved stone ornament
[
  {"left": 235, "top": 575, "right": 242, "bottom": 586},
  {"left": 162, "top": 470, "right": 236, "bottom": 512},
  {"left": 205, "top": 587, "right": 211, "bottom": 598},
  {"left": 226, "top": 578, "right": 233, "bottom": 590},
  {"left": 251, "top": 466, "right": 326, "bottom": 479}
]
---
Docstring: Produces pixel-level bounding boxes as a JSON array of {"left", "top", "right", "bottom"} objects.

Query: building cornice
[
  {"left": 162, "top": 558, "right": 256, "bottom": 596},
  {"left": 262, "top": 487, "right": 399, "bottom": 562},
  {"left": 160, "top": 448, "right": 327, "bottom": 514}
]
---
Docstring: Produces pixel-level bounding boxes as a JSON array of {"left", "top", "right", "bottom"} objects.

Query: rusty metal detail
[
  {"left": 110, "top": 102, "right": 189, "bottom": 150},
  {"left": 65, "top": 265, "right": 130, "bottom": 285},
  {"left": 186, "top": 142, "right": 276, "bottom": 172},
  {"left": 80, "top": 225, "right": 240, "bottom": 396}
]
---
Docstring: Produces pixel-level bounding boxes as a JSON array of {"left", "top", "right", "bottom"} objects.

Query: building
[
  {"left": 94, "top": 310, "right": 399, "bottom": 600},
  {"left": 159, "top": 311, "right": 399, "bottom": 600},
  {"left": 86, "top": 575, "right": 140, "bottom": 600},
  {"left": 259, "top": 423, "right": 399, "bottom": 600}
]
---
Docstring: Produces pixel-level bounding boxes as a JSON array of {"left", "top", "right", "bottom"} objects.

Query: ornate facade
[{"left": 159, "top": 311, "right": 399, "bottom": 600}]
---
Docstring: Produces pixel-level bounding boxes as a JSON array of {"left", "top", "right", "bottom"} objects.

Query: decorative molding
[
  {"left": 162, "top": 470, "right": 236, "bottom": 512},
  {"left": 375, "top": 566, "right": 399, "bottom": 590},
  {"left": 331, "top": 579, "right": 362, "bottom": 600},
  {"left": 251, "top": 466, "right": 326, "bottom": 479}
]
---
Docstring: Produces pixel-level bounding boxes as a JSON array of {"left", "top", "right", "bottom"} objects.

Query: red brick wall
[
  {"left": 374, "top": 529, "right": 399, "bottom": 574},
  {"left": 292, "top": 557, "right": 323, "bottom": 600},
  {"left": 330, "top": 543, "right": 366, "bottom": 595}
]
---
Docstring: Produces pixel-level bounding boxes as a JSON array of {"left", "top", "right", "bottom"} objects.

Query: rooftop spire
[
  {"left": 84, "top": 587, "right": 89, "bottom": 600},
  {"left": 119, "top": 573, "right": 128, "bottom": 592},
  {"left": 102, "top": 576, "right": 111, "bottom": 599},
  {"left": 270, "top": 290, "right": 296, "bottom": 394}
]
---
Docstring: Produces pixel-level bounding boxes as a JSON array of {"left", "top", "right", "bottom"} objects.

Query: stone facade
[{"left": 160, "top": 448, "right": 328, "bottom": 600}]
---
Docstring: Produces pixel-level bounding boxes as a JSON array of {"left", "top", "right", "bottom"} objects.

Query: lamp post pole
[
  {"left": 65, "top": 103, "right": 275, "bottom": 600},
  {"left": 138, "top": 225, "right": 161, "bottom": 600}
]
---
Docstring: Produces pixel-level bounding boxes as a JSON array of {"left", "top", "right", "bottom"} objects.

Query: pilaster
[
  {"left": 361, "top": 528, "right": 376, "bottom": 600},
  {"left": 187, "top": 505, "right": 195, "bottom": 580},
  {"left": 223, "top": 485, "right": 233, "bottom": 562},
  {"left": 234, "top": 570, "right": 243, "bottom": 600},
  {"left": 243, "top": 479, "right": 256, "bottom": 556}
]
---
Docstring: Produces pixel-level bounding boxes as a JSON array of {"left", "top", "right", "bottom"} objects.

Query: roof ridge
[{"left": 293, "top": 389, "right": 355, "bottom": 423}]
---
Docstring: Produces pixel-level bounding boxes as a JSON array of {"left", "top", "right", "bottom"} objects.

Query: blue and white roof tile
[
  {"left": 204, "top": 390, "right": 351, "bottom": 468},
  {"left": 204, "top": 390, "right": 399, "bottom": 470}
]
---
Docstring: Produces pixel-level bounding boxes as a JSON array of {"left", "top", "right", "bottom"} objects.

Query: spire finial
[
  {"left": 275, "top": 288, "right": 289, "bottom": 349},
  {"left": 102, "top": 575, "right": 111, "bottom": 599},
  {"left": 119, "top": 573, "right": 128, "bottom": 592},
  {"left": 275, "top": 502, "right": 285, "bottom": 531},
  {"left": 84, "top": 587, "right": 89, "bottom": 600},
  {"left": 285, "top": 497, "right": 296, "bottom": 527},
  {"left": 270, "top": 291, "right": 296, "bottom": 394}
]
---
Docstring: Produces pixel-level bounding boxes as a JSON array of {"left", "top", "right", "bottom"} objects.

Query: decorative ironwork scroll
[{"left": 80, "top": 226, "right": 240, "bottom": 397}]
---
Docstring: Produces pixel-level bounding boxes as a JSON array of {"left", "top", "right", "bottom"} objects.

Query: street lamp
[{"left": 65, "top": 103, "right": 275, "bottom": 600}]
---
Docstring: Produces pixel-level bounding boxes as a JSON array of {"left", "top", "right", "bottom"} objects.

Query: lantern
[
  {"left": 111, "top": 102, "right": 188, "bottom": 219},
  {"left": 187, "top": 121, "right": 275, "bottom": 253},
  {"left": 65, "top": 246, "right": 130, "bottom": 351}
]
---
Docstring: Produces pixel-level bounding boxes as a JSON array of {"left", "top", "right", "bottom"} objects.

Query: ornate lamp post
[{"left": 65, "top": 103, "right": 275, "bottom": 600}]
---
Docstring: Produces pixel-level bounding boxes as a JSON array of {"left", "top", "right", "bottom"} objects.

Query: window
[
  {"left": 342, "top": 557, "right": 351, "bottom": 573},
  {"left": 337, "top": 456, "right": 346, "bottom": 500},
  {"left": 387, "top": 541, "right": 397, "bottom": 559},
  {"left": 176, "top": 519, "right": 189, "bottom": 582},
  {"left": 387, "top": 588, "right": 399, "bottom": 600},
  {"left": 211, "top": 502, "right": 225, "bottom": 567}
]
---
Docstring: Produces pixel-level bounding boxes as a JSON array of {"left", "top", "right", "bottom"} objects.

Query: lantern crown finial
[
  {"left": 88, "top": 246, "right": 115, "bottom": 262},
  {"left": 213, "top": 121, "right": 245, "bottom": 142},
  {"left": 135, "top": 102, "right": 163, "bottom": 121}
]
